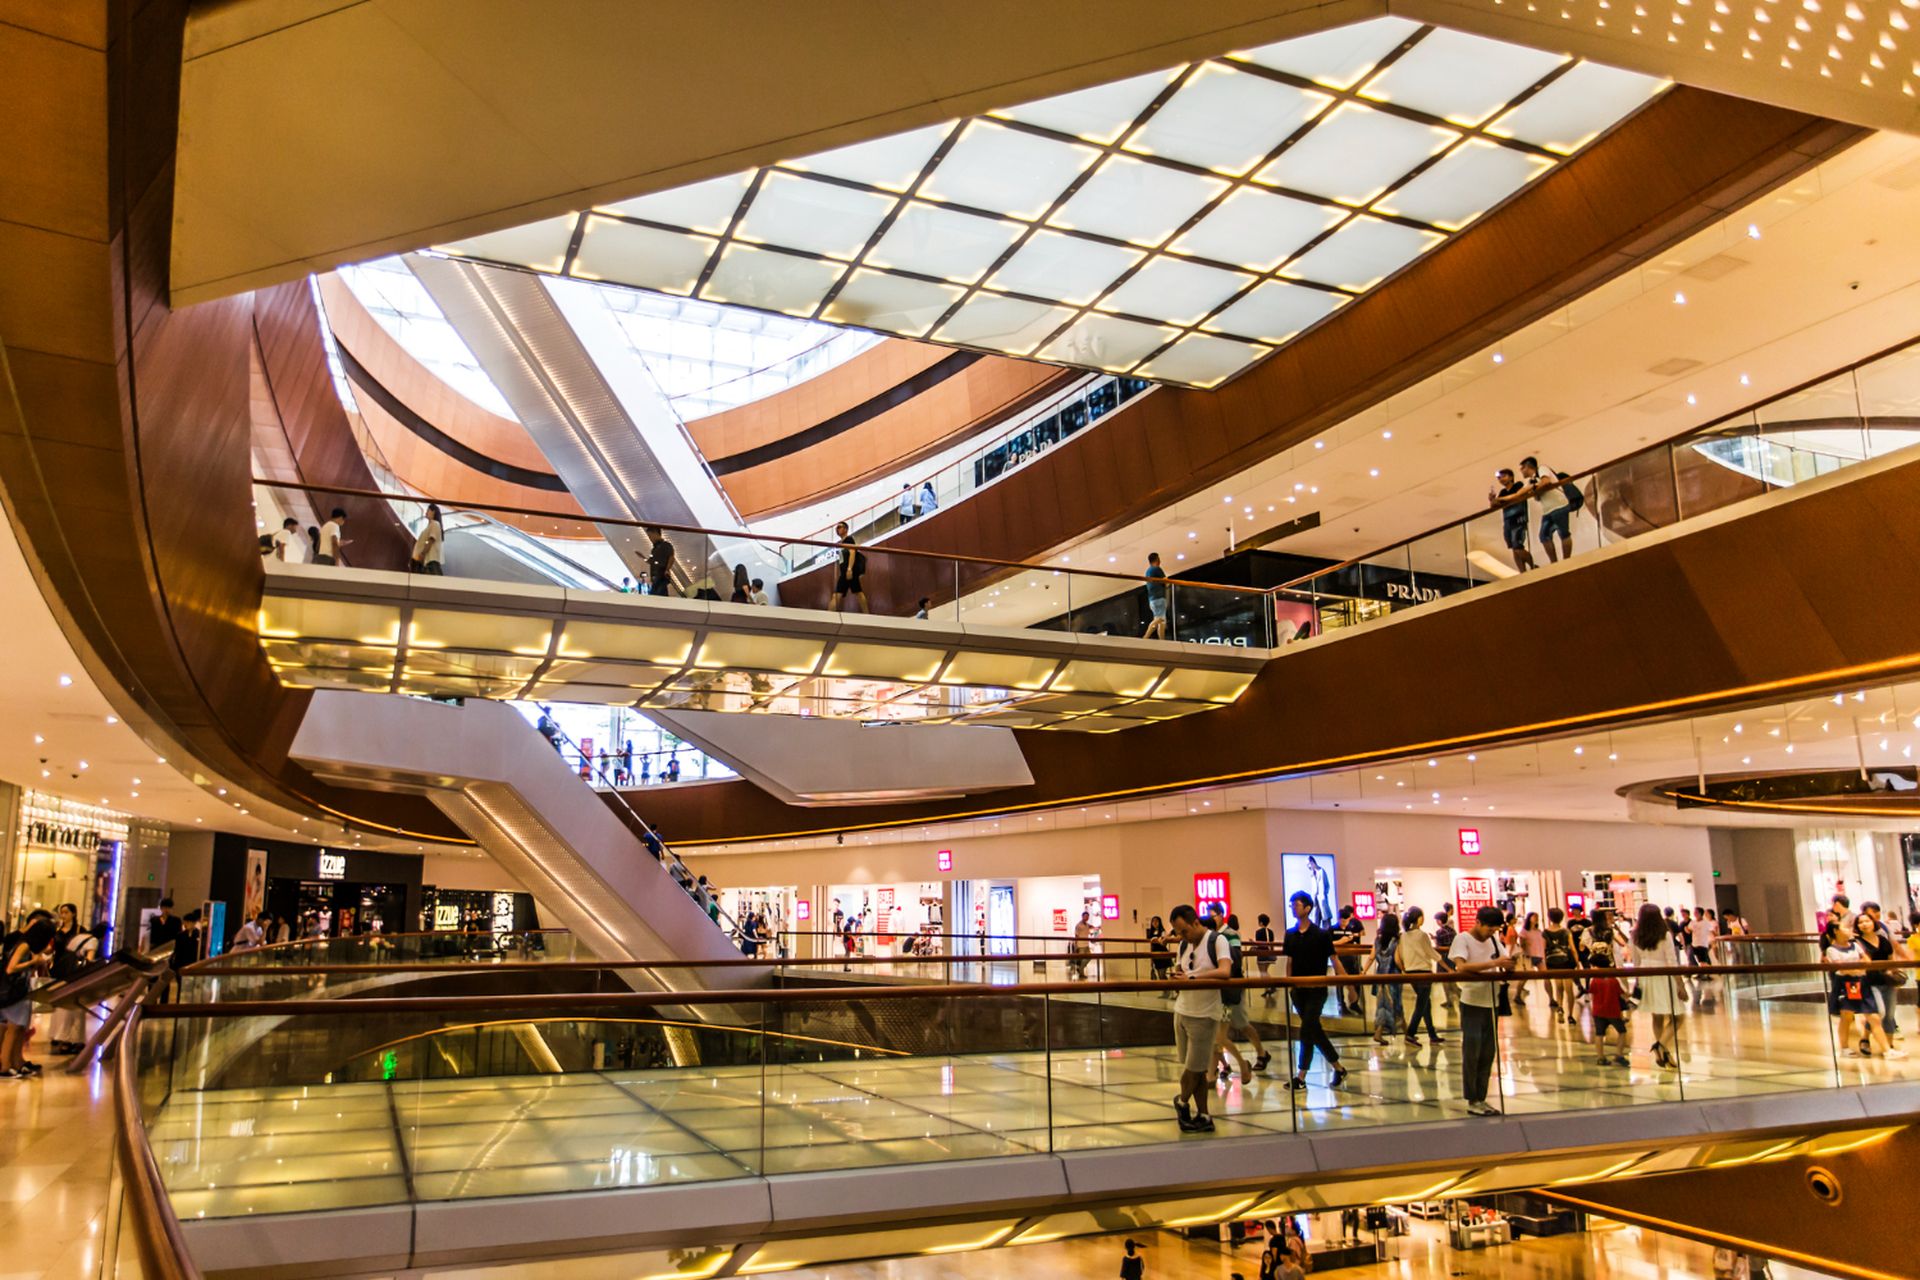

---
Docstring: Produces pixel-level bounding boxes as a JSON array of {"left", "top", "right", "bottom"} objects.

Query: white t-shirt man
[
  {"left": 1174, "top": 928, "right": 1226, "bottom": 1019},
  {"left": 271, "top": 527, "right": 306, "bottom": 563},
  {"left": 1447, "top": 930, "right": 1504, "bottom": 1007},
  {"left": 232, "top": 919, "right": 266, "bottom": 950},
  {"left": 1688, "top": 915, "right": 1717, "bottom": 951},
  {"left": 751, "top": 588, "right": 770, "bottom": 606},
  {"left": 317, "top": 519, "right": 344, "bottom": 561},
  {"left": 1532, "top": 467, "right": 1570, "bottom": 512}
]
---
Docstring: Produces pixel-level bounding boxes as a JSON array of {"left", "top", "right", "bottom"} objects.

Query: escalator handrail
[{"left": 114, "top": 1001, "right": 203, "bottom": 1280}]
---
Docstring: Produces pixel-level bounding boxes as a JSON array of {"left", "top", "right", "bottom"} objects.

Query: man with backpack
[
  {"left": 1521, "top": 456, "right": 1583, "bottom": 564},
  {"left": 1281, "top": 891, "right": 1347, "bottom": 1092},
  {"left": 1217, "top": 913, "right": 1272, "bottom": 1078},
  {"left": 832, "top": 521, "right": 869, "bottom": 614},
  {"left": 1168, "top": 903, "right": 1230, "bottom": 1133}
]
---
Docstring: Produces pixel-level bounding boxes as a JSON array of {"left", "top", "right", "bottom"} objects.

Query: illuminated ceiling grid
[
  {"left": 433, "top": 18, "right": 1666, "bottom": 389},
  {"left": 257, "top": 570, "right": 1261, "bottom": 732}
]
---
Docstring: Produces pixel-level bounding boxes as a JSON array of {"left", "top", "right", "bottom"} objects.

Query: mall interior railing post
[
  {"left": 1283, "top": 985, "right": 1298, "bottom": 1134},
  {"left": 1666, "top": 442, "right": 1684, "bottom": 529},
  {"left": 951, "top": 558, "right": 961, "bottom": 624},
  {"left": 757, "top": 995, "right": 769, "bottom": 1177},
  {"left": 1491, "top": 973, "right": 1509, "bottom": 1116},
  {"left": 1044, "top": 992, "right": 1057, "bottom": 1154}
]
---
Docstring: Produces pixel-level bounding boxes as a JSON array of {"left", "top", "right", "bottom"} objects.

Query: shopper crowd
[{"left": 1143, "top": 891, "right": 1911, "bottom": 1133}]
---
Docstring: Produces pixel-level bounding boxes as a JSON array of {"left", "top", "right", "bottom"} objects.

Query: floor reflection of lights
[{"left": 152, "top": 997, "right": 1916, "bottom": 1219}]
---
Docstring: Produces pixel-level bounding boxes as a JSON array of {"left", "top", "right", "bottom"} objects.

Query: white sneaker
[{"left": 1886, "top": 1048, "right": 1909, "bottom": 1060}]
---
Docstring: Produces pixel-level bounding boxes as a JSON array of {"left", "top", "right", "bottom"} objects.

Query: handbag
[
  {"left": 1890, "top": 968, "right": 1911, "bottom": 987},
  {"left": 1495, "top": 982, "right": 1513, "bottom": 1018}
]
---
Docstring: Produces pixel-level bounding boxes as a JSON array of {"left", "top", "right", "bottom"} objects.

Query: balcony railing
[{"left": 131, "top": 956, "right": 1915, "bottom": 1225}]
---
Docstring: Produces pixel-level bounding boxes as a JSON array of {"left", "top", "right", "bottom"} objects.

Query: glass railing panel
[
  {"left": 1858, "top": 345, "right": 1920, "bottom": 458},
  {"left": 1460, "top": 507, "right": 1521, "bottom": 585},
  {"left": 761, "top": 988, "right": 1052, "bottom": 1174},
  {"left": 1405, "top": 525, "right": 1473, "bottom": 608}
]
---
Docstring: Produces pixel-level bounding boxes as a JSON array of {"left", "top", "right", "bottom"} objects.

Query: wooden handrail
[
  {"left": 112, "top": 1006, "right": 202, "bottom": 1280},
  {"left": 147, "top": 958, "right": 1894, "bottom": 1018}
]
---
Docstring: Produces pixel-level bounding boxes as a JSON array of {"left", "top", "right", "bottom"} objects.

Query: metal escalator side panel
[{"left": 289, "top": 690, "right": 763, "bottom": 993}]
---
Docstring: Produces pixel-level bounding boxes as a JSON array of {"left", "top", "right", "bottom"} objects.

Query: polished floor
[
  {"left": 767, "top": 1219, "right": 1817, "bottom": 1280},
  {"left": 146, "top": 990, "right": 1920, "bottom": 1220},
  {"left": 0, "top": 1056, "right": 119, "bottom": 1280}
]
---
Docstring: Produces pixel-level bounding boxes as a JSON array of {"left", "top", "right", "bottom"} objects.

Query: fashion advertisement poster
[{"left": 1281, "top": 853, "right": 1338, "bottom": 927}]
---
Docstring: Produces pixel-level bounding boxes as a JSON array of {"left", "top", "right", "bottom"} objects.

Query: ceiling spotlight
[
  {"left": 1673, "top": 290, "right": 1687, "bottom": 304},
  {"left": 1747, "top": 223, "right": 1762, "bottom": 239},
  {"left": 1368, "top": 468, "right": 1380, "bottom": 478},
  {"left": 32, "top": 735, "right": 43, "bottom": 745},
  {"left": 105, "top": 715, "right": 117, "bottom": 725},
  {"left": 77, "top": 760, "right": 88, "bottom": 770},
  {"left": 1686, "top": 393, "right": 1698, "bottom": 405},
  {"left": 217, "top": 787, "right": 227, "bottom": 795},
  {"left": 57, "top": 675, "right": 72, "bottom": 687},
  {"left": 1222, "top": 495, "right": 1232, "bottom": 504},
  {"left": 1492, "top": 352, "right": 1505, "bottom": 365},
  {"left": 1313, "top": 440, "right": 1325, "bottom": 449},
  {"left": 1739, "top": 373, "right": 1751, "bottom": 386}
]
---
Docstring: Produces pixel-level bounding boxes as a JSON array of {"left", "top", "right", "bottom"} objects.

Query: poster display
[
  {"left": 242, "top": 848, "right": 268, "bottom": 922},
  {"left": 1280, "top": 854, "right": 1338, "bottom": 927},
  {"left": 1453, "top": 873, "right": 1494, "bottom": 919}
]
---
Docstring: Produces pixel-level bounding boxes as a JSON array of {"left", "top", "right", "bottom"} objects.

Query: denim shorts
[{"left": 1540, "top": 507, "right": 1572, "bottom": 541}]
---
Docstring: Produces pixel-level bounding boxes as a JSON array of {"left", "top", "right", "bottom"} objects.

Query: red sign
[
  {"left": 795, "top": 899, "right": 811, "bottom": 921},
  {"left": 1352, "top": 891, "right": 1377, "bottom": 920},
  {"left": 877, "top": 886, "right": 896, "bottom": 909},
  {"left": 1101, "top": 894, "right": 1120, "bottom": 920},
  {"left": 1455, "top": 875, "right": 1494, "bottom": 918},
  {"left": 1194, "top": 873, "right": 1231, "bottom": 915},
  {"left": 1052, "top": 908, "right": 1069, "bottom": 932},
  {"left": 1564, "top": 892, "right": 1587, "bottom": 915},
  {"left": 1458, "top": 827, "right": 1482, "bottom": 856},
  {"left": 936, "top": 849, "right": 953, "bottom": 872}
]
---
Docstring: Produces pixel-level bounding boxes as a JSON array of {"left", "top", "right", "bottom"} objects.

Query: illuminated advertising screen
[{"left": 1280, "top": 854, "right": 1338, "bottom": 928}]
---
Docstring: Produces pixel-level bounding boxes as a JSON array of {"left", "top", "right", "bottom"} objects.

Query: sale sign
[
  {"left": 1052, "top": 908, "right": 1069, "bottom": 932},
  {"left": 1454, "top": 875, "right": 1494, "bottom": 918},
  {"left": 1458, "top": 828, "right": 1482, "bottom": 856}
]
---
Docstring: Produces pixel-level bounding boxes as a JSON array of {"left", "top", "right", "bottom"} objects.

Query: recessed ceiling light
[
  {"left": 1673, "top": 290, "right": 1687, "bottom": 304},
  {"left": 1382, "top": 430, "right": 1393, "bottom": 439},
  {"left": 57, "top": 675, "right": 72, "bottom": 687},
  {"left": 105, "top": 715, "right": 117, "bottom": 725},
  {"left": 78, "top": 760, "right": 88, "bottom": 770},
  {"left": 1368, "top": 468, "right": 1380, "bottom": 477},
  {"left": 32, "top": 735, "right": 43, "bottom": 745},
  {"left": 1492, "top": 352, "right": 1504, "bottom": 365}
]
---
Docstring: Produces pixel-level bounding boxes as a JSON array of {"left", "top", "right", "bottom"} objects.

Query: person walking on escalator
[
  {"left": 1488, "top": 469, "right": 1535, "bottom": 574},
  {"left": 644, "top": 526, "right": 676, "bottom": 597},
  {"left": 315, "top": 507, "right": 349, "bottom": 566}
]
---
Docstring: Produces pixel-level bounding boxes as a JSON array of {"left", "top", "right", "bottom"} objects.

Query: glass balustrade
[{"left": 136, "top": 956, "right": 1912, "bottom": 1220}]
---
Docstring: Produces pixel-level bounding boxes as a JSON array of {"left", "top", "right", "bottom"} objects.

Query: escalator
[{"left": 289, "top": 689, "right": 761, "bottom": 991}]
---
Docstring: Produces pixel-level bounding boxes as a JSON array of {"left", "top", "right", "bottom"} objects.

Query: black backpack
[{"left": 1556, "top": 469, "right": 1585, "bottom": 510}]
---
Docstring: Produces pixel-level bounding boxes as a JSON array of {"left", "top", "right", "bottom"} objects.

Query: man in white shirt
[
  {"left": 750, "top": 578, "right": 769, "bottom": 606},
  {"left": 896, "top": 485, "right": 917, "bottom": 524},
  {"left": 315, "top": 507, "right": 348, "bottom": 566},
  {"left": 1447, "top": 906, "right": 1516, "bottom": 1115},
  {"left": 1521, "top": 456, "right": 1576, "bottom": 564},
  {"left": 1168, "top": 903, "right": 1230, "bottom": 1133},
  {"left": 231, "top": 912, "right": 269, "bottom": 950},
  {"left": 270, "top": 517, "right": 306, "bottom": 563}
]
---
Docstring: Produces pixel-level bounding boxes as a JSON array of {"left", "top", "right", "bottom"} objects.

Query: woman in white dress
[{"left": 1631, "top": 903, "right": 1686, "bottom": 1069}]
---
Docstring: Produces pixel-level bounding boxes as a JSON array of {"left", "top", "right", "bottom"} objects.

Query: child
[{"left": 1588, "top": 945, "right": 1631, "bottom": 1066}]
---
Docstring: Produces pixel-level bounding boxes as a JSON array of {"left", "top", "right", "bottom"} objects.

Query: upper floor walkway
[{"left": 136, "top": 956, "right": 1916, "bottom": 1275}]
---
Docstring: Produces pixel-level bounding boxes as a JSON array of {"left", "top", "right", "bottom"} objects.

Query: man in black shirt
[
  {"left": 1333, "top": 905, "right": 1364, "bottom": 1016},
  {"left": 147, "top": 898, "right": 181, "bottom": 951},
  {"left": 1281, "top": 891, "right": 1346, "bottom": 1091},
  {"left": 644, "top": 526, "right": 676, "bottom": 597}
]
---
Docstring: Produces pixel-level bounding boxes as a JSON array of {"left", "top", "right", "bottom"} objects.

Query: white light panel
[{"left": 432, "top": 18, "right": 1666, "bottom": 389}]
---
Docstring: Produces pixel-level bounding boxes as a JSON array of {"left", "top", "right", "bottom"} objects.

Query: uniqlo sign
[
  {"left": 1193, "top": 874, "right": 1230, "bottom": 914},
  {"left": 1351, "top": 891, "right": 1377, "bottom": 920},
  {"left": 1101, "top": 894, "right": 1120, "bottom": 920},
  {"left": 936, "top": 849, "right": 953, "bottom": 872},
  {"left": 1458, "top": 827, "right": 1482, "bottom": 856}
]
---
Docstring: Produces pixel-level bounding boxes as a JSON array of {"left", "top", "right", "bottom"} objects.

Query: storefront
[
  {"left": 1579, "top": 869, "right": 1697, "bottom": 920},
  {"left": 5, "top": 791, "right": 138, "bottom": 948},
  {"left": 719, "top": 884, "right": 797, "bottom": 937},
  {"left": 209, "top": 835, "right": 424, "bottom": 944},
  {"left": 826, "top": 881, "right": 944, "bottom": 954},
  {"left": 421, "top": 887, "right": 540, "bottom": 935}
]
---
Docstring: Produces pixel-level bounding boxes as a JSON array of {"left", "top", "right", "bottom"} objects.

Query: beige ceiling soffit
[
  {"left": 169, "top": 0, "right": 1385, "bottom": 304},
  {"left": 183, "top": 0, "right": 369, "bottom": 59},
  {"left": 1396, "top": 0, "right": 1920, "bottom": 136}
]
